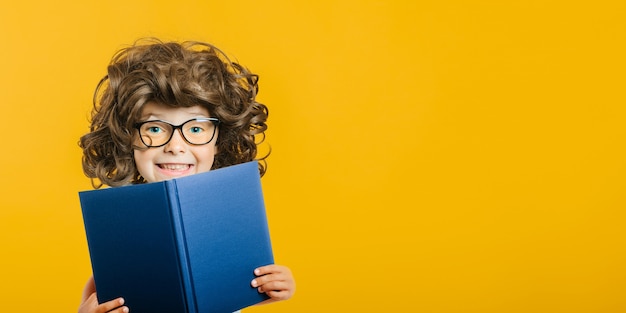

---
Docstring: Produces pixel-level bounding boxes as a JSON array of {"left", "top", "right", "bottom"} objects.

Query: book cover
[{"left": 79, "top": 161, "right": 273, "bottom": 313}]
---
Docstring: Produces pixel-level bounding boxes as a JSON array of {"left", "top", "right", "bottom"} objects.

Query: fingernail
[
  {"left": 254, "top": 269, "right": 260, "bottom": 275},
  {"left": 119, "top": 298, "right": 125, "bottom": 305},
  {"left": 251, "top": 279, "right": 257, "bottom": 287},
  {"left": 123, "top": 307, "right": 129, "bottom": 313}
]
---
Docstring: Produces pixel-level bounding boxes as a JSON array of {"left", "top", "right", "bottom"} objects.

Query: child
[{"left": 78, "top": 38, "right": 295, "bottom": 313}]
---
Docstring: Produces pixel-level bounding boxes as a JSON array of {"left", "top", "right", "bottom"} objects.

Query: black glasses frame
[{"left": 134, "top": 117, "right": 220, "bottom": 148}]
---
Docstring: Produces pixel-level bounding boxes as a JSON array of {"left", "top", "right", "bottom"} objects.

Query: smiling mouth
[{"left": 158, "top": 164, "right": 192, "bottom": 171}]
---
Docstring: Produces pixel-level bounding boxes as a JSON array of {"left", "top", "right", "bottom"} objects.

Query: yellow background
[{"left": 1, "top": 1, "right": 625, "bottom": 312}]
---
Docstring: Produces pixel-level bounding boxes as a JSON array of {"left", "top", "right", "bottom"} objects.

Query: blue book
[{"left": 79, "top": 161, "right": 273, "bottom": 313}]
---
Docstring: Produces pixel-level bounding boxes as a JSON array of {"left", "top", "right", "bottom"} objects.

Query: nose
[{"left": 163, "top": 129, "right": 188, "bottom": 154}]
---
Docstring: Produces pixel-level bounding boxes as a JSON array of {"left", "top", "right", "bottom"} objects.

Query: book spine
[{"left": 166, "top": 180, "right": 198, "bottom": 313}]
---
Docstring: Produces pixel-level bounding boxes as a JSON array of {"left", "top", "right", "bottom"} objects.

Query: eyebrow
[{"left": 140, "top": 112, "right": 211, "bottom": 120}]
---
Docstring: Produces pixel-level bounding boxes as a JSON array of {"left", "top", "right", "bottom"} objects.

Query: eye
[
  {"left": 189, "top": 126, "right": 204, "bottom": 134},
  {"left": 147, "top": 126, "right": 164, "bottom": 134}
]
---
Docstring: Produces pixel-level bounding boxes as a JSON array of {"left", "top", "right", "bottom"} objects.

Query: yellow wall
[{"left": 1, "top": 1, "right": 625, "bottom": 312}]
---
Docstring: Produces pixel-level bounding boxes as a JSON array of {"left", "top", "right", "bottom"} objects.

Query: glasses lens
[
  {"left": 138, "top": 121, "right": 172, "bottom": 147},
  {"left": 182, "top": 119, "right": 216, "bottom": 144},
  {"left": 136, "top": 118, "right": 218, "bottom": 147}
]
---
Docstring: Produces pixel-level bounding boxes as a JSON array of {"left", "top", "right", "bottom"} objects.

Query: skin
[
  {"left": 79, "top": 102, "right": 295, "bottom": 313},
  {"left": 132, "top": 102, "right": 218, "bottom": 183}
]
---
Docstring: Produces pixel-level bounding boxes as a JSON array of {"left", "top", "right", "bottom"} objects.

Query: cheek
[
  {"left": 133, "top": 150, "right": 150, "bottom": 177},
  {"left": 195, "top": 146, "right": 217, "bottom": 173}
]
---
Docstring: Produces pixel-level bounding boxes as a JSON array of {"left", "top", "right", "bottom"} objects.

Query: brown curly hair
[{"left": 79, "top": 38, "right": 269, "bottom": 188}]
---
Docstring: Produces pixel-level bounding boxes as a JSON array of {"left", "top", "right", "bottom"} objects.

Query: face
[{"left": 133, "top": 102, "right": 218, "bottom": 183}]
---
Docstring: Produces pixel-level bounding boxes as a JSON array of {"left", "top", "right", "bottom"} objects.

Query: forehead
[{"left": 139, "top": 102, "right": 210, "bottom": 122}]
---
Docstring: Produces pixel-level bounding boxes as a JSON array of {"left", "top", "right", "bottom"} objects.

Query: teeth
[{"left": 160, "top": 164, "right": 190, "bottom": 170}]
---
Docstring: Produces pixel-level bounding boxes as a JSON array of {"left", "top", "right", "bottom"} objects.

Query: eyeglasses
[{"left": 134, "top": 118, "right": 220, "bottom": 148}]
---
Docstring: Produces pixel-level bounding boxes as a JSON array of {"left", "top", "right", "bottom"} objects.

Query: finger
[
  {"left": 98, "top": 298, "right": 127, "bottom": 313},
  {"left": 108, "top": 306, "right": 130, "bottom": 313},
  {"left": 256, "top": 280, "right": 289, "bottom": 293},
  {"left": 252, "top": 272, "right": 288, "bottom": 287},
  {"left": 254, "top": 264, "right": 276, "bottom": 276},
  {"left": 255, "top": 264, "right": 293, "bottom": 276},
  {"left": 264, "top": 289, "right": 293, "bottom": 301}
]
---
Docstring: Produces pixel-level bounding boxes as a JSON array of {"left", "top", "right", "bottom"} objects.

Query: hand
[
  {"left": 78, "top": 276, "right": 129, "bottom": 313},
  {"left": 251, "top": 264, "right": 295, "bottom": 304}
]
